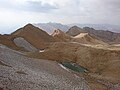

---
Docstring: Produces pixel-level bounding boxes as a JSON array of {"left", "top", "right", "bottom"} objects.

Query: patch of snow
[
  {"left": 59, "top": 64, "right": 69, "bottom": 72},
  {"left": 39, "top": 50, "right": 45, "bottom": 53}
]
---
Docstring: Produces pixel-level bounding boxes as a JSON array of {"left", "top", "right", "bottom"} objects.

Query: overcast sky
[{"left": 0, "top": 0, "right": 120, "bottom": 34}]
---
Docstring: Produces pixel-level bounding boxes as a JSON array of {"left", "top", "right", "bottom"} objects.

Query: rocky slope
[
  {"left": 11, "top": 24, "right": 56, "bottom": 49},
  {"left": 0, "top": 44, "right": 91, "bottom": 90},
  {"left": 28, "top": 42, "right": 120, "bottom": 84},
  {"left": 1, "top": 23, "right": 120, "bottom": 90},
  {"left": 14, "top": 37, "right": 38, "bottom": 52}
]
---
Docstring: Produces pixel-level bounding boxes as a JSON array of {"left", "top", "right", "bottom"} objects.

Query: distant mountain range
[
  {"left": 67, "top": 26, "right": 120, "bottom": 44},
  {"left": 68, "top": 24, "right": 120, "bottom": 33},
  {"left": 34, "top": 22, "right": 120, "bottom": 34},
  {"left": 34, "top": 22, "right": 69, "bottom": 34}
]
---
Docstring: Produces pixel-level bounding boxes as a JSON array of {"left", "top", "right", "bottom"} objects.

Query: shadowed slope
[{"left": 0, "top": 44, "right": 91, "bottom": 90}]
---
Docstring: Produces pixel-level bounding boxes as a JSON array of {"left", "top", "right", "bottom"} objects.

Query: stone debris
[
  {"left": 14, "top": 37, "right": 38, "bottom": 52},
  {"left": 0, "top": 44, "right": 92, "bottom": 90}
]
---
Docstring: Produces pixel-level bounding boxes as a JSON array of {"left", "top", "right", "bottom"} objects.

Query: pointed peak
[
  {"left": 71, "top": 25, "right": 80, "bottom": 29},
  {"left": 24, "top": 23, "right": 35, "bottom": 28},
  {"left": 83, "top": 27, "right": 95, "bottom": 30}
]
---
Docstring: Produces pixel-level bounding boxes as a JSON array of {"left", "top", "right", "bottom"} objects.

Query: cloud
[
  {"left": 24, "top": 1, "right": 58, "bottom": 12},
  {"left": 0, "top": 0, "right": 58, "bottom": 13},
  {"left": 0, "top": 0, "right": 120, "bottom": 25}
]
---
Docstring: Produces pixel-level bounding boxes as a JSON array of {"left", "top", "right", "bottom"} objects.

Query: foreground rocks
[
  {"left": 28, "top": 42, "right": 120, "bottom": 89},
  {"left": 0, "top": 44, "right": 92, "bottom": 90}
]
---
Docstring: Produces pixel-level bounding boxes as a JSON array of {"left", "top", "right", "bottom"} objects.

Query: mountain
[
  {"left": 67, "top": 26, "right": 120, "bottom": 44},
  {"left": 11, "top": 24, "right": 55, "bottom": 49},
  {"left": 72, "top": 33, "right": 106, "bottom": 45},
  {"left": 68, "top": 24, "right": 120, "bottom": 33},
  {"left": 66, "top": 26, "right": 86, "bottom": 36},
  {"left": 51, "top": 29, "right": 72, "bottom": 42},
  {"left": 83, "top": 27, "right": 120, "bottom": 43},
  {"left": 34, "top": 22, "right": 70, "bottom": 34},
  {"left": 1, "top": 23, "right": 120, "bottom": 90},
  {"left": 51, "top": 29, "right": 106, "bottom": 45}
]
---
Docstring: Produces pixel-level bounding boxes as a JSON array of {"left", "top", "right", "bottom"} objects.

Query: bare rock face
[
  {"left": 52, "top": 29, "right": 72, "bottom": 42},
  {"left": 11, "top": 24, "right": 56, "bottom": 49},
  {"left": 0, "top": 44, "right": 92, "bottom": 90},
  {"left": 14, "top": 37, "right": 38, "bottom": 52}
]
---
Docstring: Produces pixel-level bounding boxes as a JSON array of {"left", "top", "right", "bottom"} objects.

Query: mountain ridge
[
  {"left": 67, "top": 26, "right": 120, "bottom": 44},
  {"left": 11, "top": 24, "right": 56, "bottom": 49}
]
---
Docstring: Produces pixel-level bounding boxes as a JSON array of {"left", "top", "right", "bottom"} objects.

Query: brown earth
[
  {"left": 66, "top": 26, "right": 86, "bottom": 36},
  {"left": 27, "top": 42, "right": 120, "bottom": 83},
  {"left": 0, "top": 34, "right": 24, "bottom": 51},
  {"left": 11, "top": 24, "right": 56, "bottom": 49},
  {"left": 52, "top": 29, "right": 106, "bottom": 45},
  {"left": 72, "top": 33, "right": 107, "bottom": 45},
  {"left": 1, "top": 24, "right": 120, "bottom": 89},
  {"left": 0, "top": 87, "right": 3, "bottom": 90}
]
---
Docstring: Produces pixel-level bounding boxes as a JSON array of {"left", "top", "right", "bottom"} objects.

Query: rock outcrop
[{"left": 52, "top": 29, "right": 72, "bottom": 42}]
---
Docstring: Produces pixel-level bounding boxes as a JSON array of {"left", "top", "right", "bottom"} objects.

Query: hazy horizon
[{"left": 0, "top": 0, "right": 120, "bottom": 34}]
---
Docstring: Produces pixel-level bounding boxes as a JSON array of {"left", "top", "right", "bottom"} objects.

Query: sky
[{"left": 0, "top": 0, "right": 120, "bottom": 34}]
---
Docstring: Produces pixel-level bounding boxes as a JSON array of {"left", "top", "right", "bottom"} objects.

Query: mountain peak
[
  {"left": 83, "top": 27, "right": 95, "bottom": 30},
  {"left": 23, "top": 23, "right": 37, "bottom": 29},
  {"left": 71, "top": 25, "right": 80, "bottom": 28},
  {"left": 11, "top": 24, "right": 55, "bottom": 49},
  {"left": 66, "top": 26, "right": 85, "bottom": 36}
]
